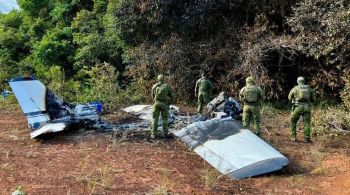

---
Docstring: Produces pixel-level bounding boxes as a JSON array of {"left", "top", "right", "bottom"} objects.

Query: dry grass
[
  {"left": 75, "top": 144, "right": 122, "bottom": 194},
  {"left": 201, "top": 167, "right": 221, "bottom": 189},
  {"left": 0, "top": 163, "right": 14, "bottom": 172},
  {"left": 99, "top": 165, "right": 120, "bottom": 189},
  {"left": 152, "top": 184, "right": 172, "bottom": 195},
  {"left": 151, "top": 168, "right": 175, "bottom": 195},
  {"left": 288, "top": 175, "right": 306, "bottom": 188}
]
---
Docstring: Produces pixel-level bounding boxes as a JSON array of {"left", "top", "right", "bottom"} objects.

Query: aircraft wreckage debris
[
  {"left": 8, "top": 76, "right": 179, "bottom": 138},
  {"left": 9, "top": 76, "right": 288, "bottom": 179},
  {"left": 173, "top": 117, "right": 289, "bottom": 179},
  {"left": 123, "top": 104, "right": 289, "bottom": 179},
  {"left": 9, "top": 76, "right": 110, "bottom": 138}
]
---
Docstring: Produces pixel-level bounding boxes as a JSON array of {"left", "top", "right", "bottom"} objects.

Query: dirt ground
[{"left": 1, "top": 108, "right": 350, "bottom": 195}]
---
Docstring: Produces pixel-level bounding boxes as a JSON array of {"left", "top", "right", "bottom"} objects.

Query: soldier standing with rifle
[
  {"left": 239, "top": 76, "right": 265, "bottom": 136},
  {"left": 288, "top": 76, "right": 316, "bottom": 143}
]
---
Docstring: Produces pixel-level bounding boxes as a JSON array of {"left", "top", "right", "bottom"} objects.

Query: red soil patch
[{"left": 1, "top": 110, "right": 350, "bottom": 194}]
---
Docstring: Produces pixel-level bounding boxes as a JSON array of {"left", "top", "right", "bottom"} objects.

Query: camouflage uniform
[
  {"left": 239, "top": 77, "right": 265, "bottom": 135},
  {"left": 195, "top": 74, "right": 213, "bottom": 114},
  {"left": 288, "top": 77, "right": 315, "bottom": 142},
  {"left": 151, "top": 74, "right": 174, "bottom": 138}
]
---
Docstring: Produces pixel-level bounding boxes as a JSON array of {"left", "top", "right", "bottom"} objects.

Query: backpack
[
  {"left": 244, "top": 86, "right": 258, "bottom": 103},
  {"left": 199, "top": 79, "right": 211, "bottom": 92},
  {"left": 155, "top": 84, "right": 169, "bottom": 102},
  {"left": 295, "top": 85, "right": 310, "bottom": 102}
]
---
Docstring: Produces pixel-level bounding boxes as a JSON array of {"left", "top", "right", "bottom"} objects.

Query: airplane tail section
[
  {"left": 9, "top": 76, "right": 51, "bottom": 130},
  {"left": 9, "top": 76, "right": 101, "bottom": 138}
]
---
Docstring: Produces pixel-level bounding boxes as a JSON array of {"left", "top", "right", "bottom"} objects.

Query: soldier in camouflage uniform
[
  {"left": 195, "top": 73, "right": 214, "bottom": 114},
  {"left": 151, "top": 74, "right": 174, "bottom": 138},
  {"left": 288, "top": 76, "right": 315, "bottom": 143},
  {"left": 239, "top": 76, "right": 265, "bottom": 136}
]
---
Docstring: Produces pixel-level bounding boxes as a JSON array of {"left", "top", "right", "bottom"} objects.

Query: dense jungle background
[
  {"left": 1, "top": 1, "right": 350, "bottom": 194},
  {"left": 0, "top": 0, "right": 349, "bottom": 105}
]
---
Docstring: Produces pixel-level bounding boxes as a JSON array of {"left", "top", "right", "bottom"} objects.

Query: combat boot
[{"left": 164, "top": 133, "right": 174, "bottom": 140}]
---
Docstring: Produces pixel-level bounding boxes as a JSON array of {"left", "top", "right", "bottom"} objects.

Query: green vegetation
[
  {"left": 0, "top": 0, "right": 349, "bottom": 108},
  {"left": 313, "top": 107, "right": 350, "bottom": 137}
]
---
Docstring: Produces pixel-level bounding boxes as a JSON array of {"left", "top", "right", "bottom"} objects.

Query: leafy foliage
[
  {"left": 0, "top": 0, "right": 349, "bottom": 106},
  {"left": 287, "top": 0, "right": 350, "bottom": 94},
  {"left": 340, "top": 70, "right": 350, "bottom": 110},
  {"left": 313, "top": 107, "right": 350, "bottom": 137},
  {"left": 84, "top": 62, "right": 120, "bottom": 111}
]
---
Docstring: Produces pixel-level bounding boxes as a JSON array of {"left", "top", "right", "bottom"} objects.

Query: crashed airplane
[
  {"left": 9, "top": 76, "right": 288, "bottom": 179},
  {"left": 8, "top": 76, "right": 107, "bottom": 139},
  {"left": 124, "top": 102, "right": 289, "bottom": 180}
]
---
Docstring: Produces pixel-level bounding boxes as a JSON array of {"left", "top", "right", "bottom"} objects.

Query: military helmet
[
  {"left": 157, "top": 74, "right": 165, "bottom": 83},
  {"left": 297, "top": 76, "right": 305, "bottom": 84},
  {"left": 246, "top": 76, "right": 255, "bottom": 85}
]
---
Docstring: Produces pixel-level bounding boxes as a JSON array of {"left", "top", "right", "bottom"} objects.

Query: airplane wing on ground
[{"left": 173, "top": 118, "right": 289, "bottom": 179}]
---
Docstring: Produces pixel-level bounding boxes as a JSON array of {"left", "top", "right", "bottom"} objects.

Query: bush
[
  {"left": 340, "top": 70, "right": 350, "bottom": 110},
  {"left": 0, "top": 95, "right": 20, "bottom": 111},
  {"left": 45, "top": 66, "right": 65, "bottom": 96},
  {"left": 313, "top": 107, "right": 350, "bottom": 137},
  {"left": 261, "top": 104, "right": 281, "bottom": 118},
  {"left": 115, "top": 80, "right": 147, "bottom": 105},
  {"left": 37, "top": 63, "right": 145, "bottom": 111},
  {"left": 85, "top": 62, "right": 120, "bottom": 111}
]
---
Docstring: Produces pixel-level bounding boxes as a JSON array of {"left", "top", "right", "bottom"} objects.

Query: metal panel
[
  {"left": 9, "top": 79, "right": 50, "bottom": 129},
  {"left": 30, "top": 123, "right": 67, "bottom": 139},
  {"left": 123, "top": 105, "right": 153, "bottom": 121},
  {"left": 174, "top": 118, "right": 289, "bottom": 179},
  {"left": 9, "top": 80, "right": 47, "bottom": 113},
  {"left": 123, "top": 105, "right": 179, "bottom": 123}
]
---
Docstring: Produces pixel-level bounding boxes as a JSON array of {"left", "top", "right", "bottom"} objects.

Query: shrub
[
  {"left": 45, "top": 66, "right": 65, "bottom": 97},
  {"left": 313, "top": 107, "right": 350, "bottom": 137},
  {"left": 85, "top": 62, "right": 120, "bottom": 111},
  {"left": 0, "top": 95, "right": 20, "bottom": 111},
  {"left": 340, "top": 70, "right": 350, "bottom": 110}
]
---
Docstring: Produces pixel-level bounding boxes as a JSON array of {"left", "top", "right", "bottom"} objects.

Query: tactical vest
[
  {"left": 295, "top": 85, "right": 310, "bottom": 102},
  {"left": 155, "top": 84, "right": 169, "bottom": 103},
  {"left": 243, "top": 86, "right": 259, "bottom": 103},
  {"left": 198, "top": 79, "right": 211, "bottom": 92}
]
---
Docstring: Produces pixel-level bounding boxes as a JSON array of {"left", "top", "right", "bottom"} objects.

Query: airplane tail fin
[
  {"left": 8, "top": 76, "right": 74, "bottom": 131},
  {"left": 9, "top": 76, "right": 50, "bottom": 130}
]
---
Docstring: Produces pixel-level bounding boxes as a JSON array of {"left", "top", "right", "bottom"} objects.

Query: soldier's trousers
[
  {"left": 152, "top": 101, "right": 169, "bottom": 136},
  {"left": 291, "top": 104, "right": 311, "bottom": 141},
  {"left": 197, "top": 92, "right": 209, "bottom": 114},
  {"left": 242, "top": 105, "right": 261, "bottom": 134}
]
